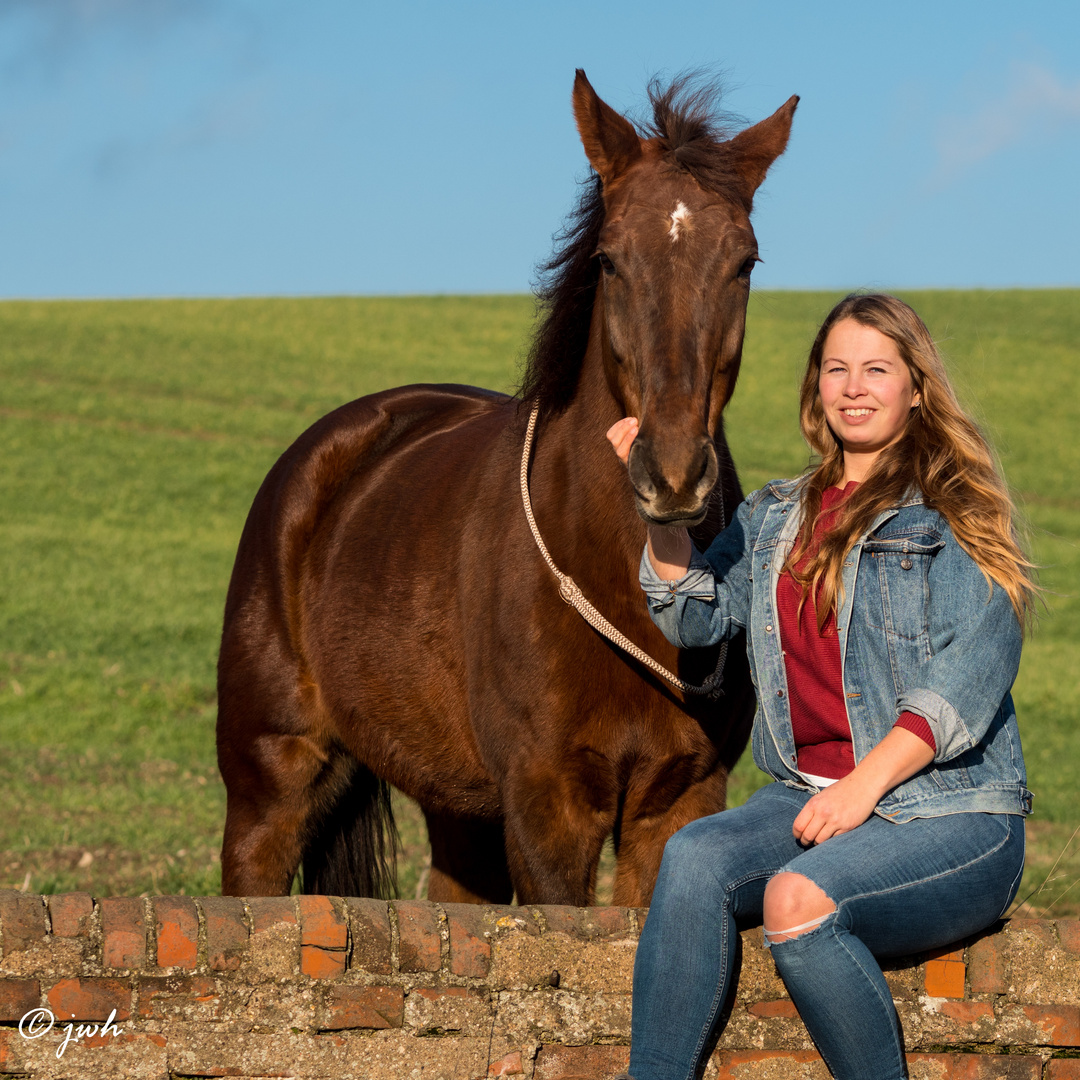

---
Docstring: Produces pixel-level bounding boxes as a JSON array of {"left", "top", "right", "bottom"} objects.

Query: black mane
[{"left": 519, "top": 76, "right": 743, "bottom": 417}]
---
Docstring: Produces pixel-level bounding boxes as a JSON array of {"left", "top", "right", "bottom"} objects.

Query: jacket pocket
[{"left": 862, "top": 536, "right": 943, "bottom": 644}]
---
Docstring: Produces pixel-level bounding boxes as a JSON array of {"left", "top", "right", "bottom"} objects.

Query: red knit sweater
[{"left": 777, "top": 483, "right": 935, "bottom": 780}]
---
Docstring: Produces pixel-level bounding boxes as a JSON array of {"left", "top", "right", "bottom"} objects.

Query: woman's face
[{"left": 817, "top": 319, "right": 920, "bottom": 478}]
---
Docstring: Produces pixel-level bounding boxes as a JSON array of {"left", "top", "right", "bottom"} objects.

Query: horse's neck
[{"left": 531, "top": 344, "right": 646, "bottom": 582}]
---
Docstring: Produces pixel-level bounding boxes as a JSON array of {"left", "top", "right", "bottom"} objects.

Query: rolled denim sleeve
[
  {"left": 638, "top": 494, "right": 755, "bottom": 648},
  {"left": 896, "top": 531, "right": 1023, "bottom": 762}
]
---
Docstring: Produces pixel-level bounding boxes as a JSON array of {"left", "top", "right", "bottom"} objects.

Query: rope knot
[{"left": 558, "top": 577, "right": 580, "bottom": 605}]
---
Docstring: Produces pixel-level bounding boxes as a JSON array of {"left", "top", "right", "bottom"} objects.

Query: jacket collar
[{"left": 765, "top": 474, "right": 926, "bottom": 509}]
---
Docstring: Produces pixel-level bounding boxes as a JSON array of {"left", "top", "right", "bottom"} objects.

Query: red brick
[
  {"left": 346, "top": 897, "right": 392, "bottom": 975},
  {"left": 199, "top": 896, "right": 248, "bottom": 971},
  {"left": 444, "top": 903, "right": 491, "bottom": 978},
  {"left": 394, "top": 900, "right": 442, "bottom": 973},
  {"left": 533, "top": 1043, "right": 630, "bottom": 1079},
  {"left": 536, "top": 905, "right": 580, "bottom": 937},
  {"left": 968, "top": 932, "right": 1007, "bottom": 994},
  {"left": 322, "top": 985, "right": 404, "bottom": 1030},
  {"left": 154, "top": 896, "right": 198, "bottom": 969},
  {"left": 940, "top": 1001, "right": 995, "bottom": 1023},
  {"left": 47, "top": 893, "right": 94, "bottom": 938},
  {"left": 46, "top": 977, "right": 132, "bottom": 1021},
  {"left": 711, "top": 1049, "right": 823, "bottom": 1077},
  {"left": 298, "top": 895, "right": 347, "bottom": 949},
  {"left": 100, "top": 896, "right": 146, "bottom": 969},
  {"left": 927, "top": 945, "right": 966, "bottom": 962},
  {"left": 1058, "top": 920, "right": 1080, "bottom": 955},
  {"left": 137, "top": 975, "right": 220, "bottom": 1020},
  {"left": 0, "top": 893, "right": 47, "bottom": 956},
  {"left": 1048, "top": 1062, "right": 1080, "bottom": 1080},
  {"left": 539, "top": 904, "right": 631, "bottom": 941},
  {"left": 747, "top": 999, "right": 800, "bottom": 1018},
  {"left": 0, "top": 979, "right": 40, "bottom": 1021},
  {"left": 488, "top": 1050, "right": 524, "bottom": 1075},
  {"left": 301, "top": 945, "right": 346, "bottom": 979},
  {"left": 925, "top": 959, "right": 966, "bottom": 998},
  {"left": 582, "top": 905, "right": 633, "bottom": 938},
  {"left": 908, "top": 1053, "right": 1041, "bottom": 1078},
  {"left": 248, "top": 896, "right": 297, "bottom": 933},
  {"left": 1019, "top": 1005, "right": 1080, "bottom": 1046},
  {"left": 0, "top": 1030, "right": 14, "bottom": 1072}
]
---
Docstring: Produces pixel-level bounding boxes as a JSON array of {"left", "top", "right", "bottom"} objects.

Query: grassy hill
[{"left": 1, "top": 291, "right": 1076, "bottom": 913}]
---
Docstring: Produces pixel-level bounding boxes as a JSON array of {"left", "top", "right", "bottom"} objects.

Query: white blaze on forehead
[{"left": 669, "top": 201, "right": 692, "bottom": 241}]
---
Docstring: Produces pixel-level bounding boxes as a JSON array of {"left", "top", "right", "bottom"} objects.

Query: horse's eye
[
  {"left": 596, "top": 251, "right": 616, "bottom": 274},
  {"left": 739, "top": 255, "right": 760, "bottom": 280}
]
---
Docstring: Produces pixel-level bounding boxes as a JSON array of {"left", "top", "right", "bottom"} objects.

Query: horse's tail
[{"left": 301, "top": 762, "right": 400, "bottom": 899}]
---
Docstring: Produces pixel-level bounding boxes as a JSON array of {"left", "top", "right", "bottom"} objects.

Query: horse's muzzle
[{"left": 627, "top": 435, "right": 718, "bottom": 529}]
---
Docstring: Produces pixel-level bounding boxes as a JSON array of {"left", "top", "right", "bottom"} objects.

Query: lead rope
[{"left": 519, "top": 404, "right": 727, "bottom": 698}]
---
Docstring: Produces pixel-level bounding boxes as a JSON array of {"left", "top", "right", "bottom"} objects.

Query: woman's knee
[{"left": 763, "top": 872, "right": 836, "bottom": 943}]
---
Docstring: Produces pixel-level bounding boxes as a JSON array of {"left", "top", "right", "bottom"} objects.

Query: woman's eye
[{"left": 597, "top": 251, "right": 616, "bottom": 274}]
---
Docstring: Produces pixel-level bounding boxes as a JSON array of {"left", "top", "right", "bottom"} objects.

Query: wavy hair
[{"left": 785, "top": 293, "right": 1038, "bottom": 633}]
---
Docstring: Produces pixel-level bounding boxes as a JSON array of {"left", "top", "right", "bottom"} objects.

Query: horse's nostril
[
  {"left": 627, "top": 439, "right": 658, "bottom": 500},
  {"left": 697, "top": 446, "right": 713, "bottom": 483},
  {"left": 695, "top": 441, "right": 719, "bottom": 495}
]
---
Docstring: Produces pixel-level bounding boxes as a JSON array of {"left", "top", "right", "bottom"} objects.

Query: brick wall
[{"left": 1, "top": 890, "right": 1078, "bottom": 1079}]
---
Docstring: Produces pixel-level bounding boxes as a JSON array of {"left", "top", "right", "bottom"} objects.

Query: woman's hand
[
  {"left": 792, "top": 774, "right": 881, "bottom": 845},
  {"left": 606, "top": 417, "right": 640, "bottom": 465},
  {"left": 793, "top": 727, "right": 936, "bottom": 845}
]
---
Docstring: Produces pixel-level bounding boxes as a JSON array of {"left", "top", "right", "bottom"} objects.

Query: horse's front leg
[
  {"left": 500, "top": 756, "right": 618, "bottom": 907},
  {"left": 610, "top": 768, "right": 728, "bottom": 907}
]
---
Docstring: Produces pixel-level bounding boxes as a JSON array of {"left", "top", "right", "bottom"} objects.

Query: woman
[{"left": 606, "top": 294, "right": 1037, "bottom": 1080}]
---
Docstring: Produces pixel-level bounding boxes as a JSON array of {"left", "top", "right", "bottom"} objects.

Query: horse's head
[{"left": 573, "top": 71, "right": 797, "bottom": 528}]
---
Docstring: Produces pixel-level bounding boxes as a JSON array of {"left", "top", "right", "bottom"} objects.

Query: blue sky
[{"left": 0, "top": 0, "right": 1077, "bottom": 297}]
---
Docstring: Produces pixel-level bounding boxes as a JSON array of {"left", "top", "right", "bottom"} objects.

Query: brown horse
[{"left": 216, "top": 71, "right": 797, "bottom": 907}]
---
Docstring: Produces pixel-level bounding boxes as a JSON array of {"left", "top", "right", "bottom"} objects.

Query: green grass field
[{"left": 1, "top": 291, "right": 1077, "bottom": 914}]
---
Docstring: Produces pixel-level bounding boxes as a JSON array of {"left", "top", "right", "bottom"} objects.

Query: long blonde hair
[{"left": 785, "top": 293, "right": 1038, "bottom": 632}]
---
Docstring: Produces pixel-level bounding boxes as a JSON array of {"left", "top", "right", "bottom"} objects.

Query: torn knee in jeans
[{"left": 762, "top": 871, "right": 837, "bottom": 945}]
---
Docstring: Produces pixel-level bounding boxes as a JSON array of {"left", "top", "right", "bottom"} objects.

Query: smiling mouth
[{"left": 842, "top": 408, "right": 874, "bottom": 417}]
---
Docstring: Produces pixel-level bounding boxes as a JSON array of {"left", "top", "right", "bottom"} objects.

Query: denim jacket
[{"left": 640, "top": 477, "right": 1032, "bottom": 821}]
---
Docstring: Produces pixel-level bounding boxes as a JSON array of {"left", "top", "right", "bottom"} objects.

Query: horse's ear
[
  {"left": 573, "top": 69, "right": 643, "bottom": 185},
  {"left": 725, "top": 94, "right": 799, "bottom": 207}
]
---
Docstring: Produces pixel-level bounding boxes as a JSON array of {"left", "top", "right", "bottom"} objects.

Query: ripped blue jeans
[{"left": 629, "top": 782, "right": 1025, "bottom": 1080}]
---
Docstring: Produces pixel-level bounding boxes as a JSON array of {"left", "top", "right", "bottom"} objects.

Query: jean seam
[
  {"left": 684, "top": 870, "right": 776, "bottom": 1080},
  {"left": 685, "top": 895, "right": 731, "bottom": 1080},
  {"left": 998, "top": 817, "right": 1025, "bottom": 918},
  {"left": 835, "top": 927, "right": 907, "bottom": 1079}
]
